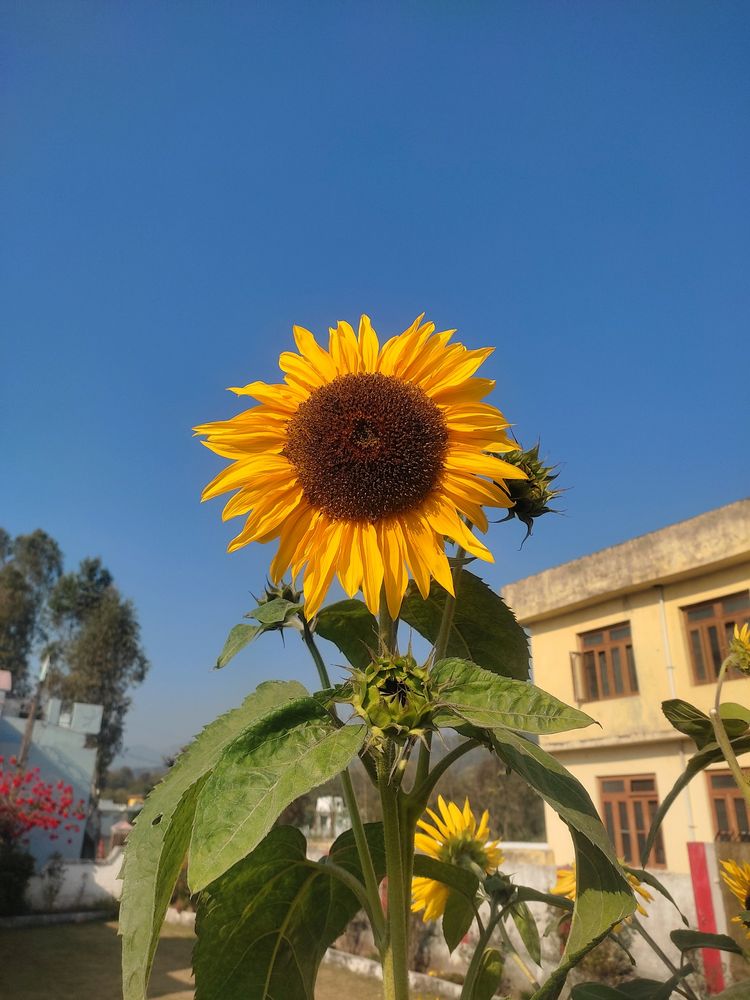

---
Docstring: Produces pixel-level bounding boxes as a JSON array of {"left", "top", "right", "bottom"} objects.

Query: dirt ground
[{"left": 0, "top": 919, "right": 390, "bottom": 1000}]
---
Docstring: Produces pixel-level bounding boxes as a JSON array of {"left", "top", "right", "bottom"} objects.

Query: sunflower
[
  {"left": 720, "top": 859, "right": 750, "bottom": 937},
  {"left": 195, "top": 315, "right": 524, "bottom": 618},
  {"left": 411, "top": 795, "right": 503, "bottom": 922},
  {"left": 551, "top": 862, "right": 652, "bottom": 919},
  {"left": 730, "top": 623, "right": 750, "bottom": 673}
]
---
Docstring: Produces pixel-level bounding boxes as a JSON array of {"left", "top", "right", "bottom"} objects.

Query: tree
[
  {"left": 0, "top": 530, "right": 63, "bottom": 694},
  {"left": 47, "top": 557, "right": 149, "bottom": 786}
]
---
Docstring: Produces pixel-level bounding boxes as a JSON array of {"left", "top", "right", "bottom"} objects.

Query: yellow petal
[
  {"left": 359, "top": 522, "right": 384, "bottom": 615},
  {"left": 357, "top": 314, "right": 379, "bottom": 372}
]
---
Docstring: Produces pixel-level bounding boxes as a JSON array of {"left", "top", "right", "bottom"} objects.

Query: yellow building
[{"left": 503, "top": 498, "right": 750, "bottom": 875}]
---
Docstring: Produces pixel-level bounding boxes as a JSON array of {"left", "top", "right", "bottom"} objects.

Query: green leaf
[
  {"left": 471, "top": 948, "right": 504, "bottom": 1000},
  {"left": 641, "top": 734, "right": 750, "bottom": 865},
  {"left": 662, "top": 699, "right": 749, "bottom": 749},
  {"left": 443, "top": 890, "right": 475, "bottom": 953},
  {"left": 670, "top": 928, "right": 744, "bottom": 955},
  {"left": 622, "top": 866, "right": 688, "bottom": 925},
  {"left": 189, "top": 698, "right": 366, "bottom": 889},
  {"left": 510, "top": 900, "right": 541, "bottom": 965},
  {"left": 486, "top": 727, "right": 623, "bottom": 868},
  {"left": 565, "top": 828, "right": 635, "bottom": 957},
  {"left": 216, "top": 622, "right": 263, "bottom": 669},
  {"left": 413, "top": 854, "right": 480, "bottom": 900},
  {"left": 248, "top": 597, "right": 302, "bottom": 625},
  {"left": 400, "top": 571, "right": 530, "bottom": 680},
  {"left": 433, "top": 658, "right": 595, "bottom": 735},
  {"left": 315, "top": 598, "right": 378, "bottom": 668},
  {"left": 194, "top": 823, "right": 386, "bottom": 1000},
  {"left": 119, "top": 679, "right": 307, "bottom": 1000}
]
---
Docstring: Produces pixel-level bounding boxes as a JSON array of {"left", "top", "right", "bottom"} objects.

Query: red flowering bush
[{"left": 0, "top": 755, "right": 87, "bottom": 848}]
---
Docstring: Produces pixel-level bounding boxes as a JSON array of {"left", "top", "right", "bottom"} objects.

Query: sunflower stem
[
  {"left": 378, "top": 750, "right": 411, "bottom": 1000},
  {"left": 409, "top": 738, "right": 479, "bottom": 810},
  {"left": 379, "top": 593, "right": 397, "bottom": 653},
  {"left": 301, "top": 619, "right": 386, "bottom": 946},
  {"left": 459, "top": 905, "right": 504, "bottom": 1000},
  {"left": 710, "top": 656, "right": 750, "bottom": 810}
]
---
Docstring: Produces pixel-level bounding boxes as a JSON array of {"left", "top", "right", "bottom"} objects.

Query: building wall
[
  {"left": 529, "top": 560, "right": 750, "bottom": 750},
  {"left": 0, "top": 716, "right": 96, "bottom": 867},
  {"left": 26, "top": 848, "right": 123, "bottom": 912},
  {"left": 527, "top": 560, "right": 750, "bottom": 875},
  {"left": 501, "top": 501, "right": 749, "bottom": 880}
]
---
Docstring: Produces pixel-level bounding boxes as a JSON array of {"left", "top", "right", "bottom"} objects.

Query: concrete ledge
[
  {"left": 0, "top": 909, "right": 113, "bottom": 930},
  {"left": 323, "top": 947, "right": 463, "bottom": 997},
  {"left": 503, "top": 499, "right": 750, "bottom": 624}
]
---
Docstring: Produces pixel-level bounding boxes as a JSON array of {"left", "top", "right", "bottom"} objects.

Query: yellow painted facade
[{"left": 503, "top": 500, "right": 750, "bottom": 874}]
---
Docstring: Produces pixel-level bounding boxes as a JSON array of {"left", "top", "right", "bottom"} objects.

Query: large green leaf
[
  {"left": 189, "top": 698, "right": 366, "bottom": 889},
  {"left": 119, "top": 680, "right": 307, "bottom": 1000},
  {"left": 315, "top": 599, "right": 378, "bottom": 668},
  {"left": 662, "top": 699, "right": 749, "bottom": 749},
  {"left": 400, "top": 572, "right": 530, "bottom": 680},
  {"left": 531, "top": 833, "right": 635, "bottom": 1000},
  {"left": 480, "top": 727, "right": 633, "bottom": 999},
  {"left": 194, "top": 823, "right": 386, "bottom": 1000},
  {"left": 641, "top": 734, "right": 750, "bottom": 866},
  {"left": 484, "top": 727, "right": 620, "bottom": 866},
  {"left": 433, "top": 658, "right": 594, "bottom": 735},
  {"left": 565, "top": 829, "right": 635, "bottom": 959}
]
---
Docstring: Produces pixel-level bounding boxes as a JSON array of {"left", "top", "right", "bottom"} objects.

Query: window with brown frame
[
  {"left": 708, "top": 770, "right": 750, "bottom": 842},
  {"left": 578, "top": 622, "right": 638, "bottom": 701},
  {"left": 683, "top": 591, "right": 750, "bottom": 684},
  {"left": 600, "top": 775, "right": 666, "bottom": 868}
]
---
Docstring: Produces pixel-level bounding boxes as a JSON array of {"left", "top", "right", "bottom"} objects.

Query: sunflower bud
[
  {"left": 257, "top": 579, "right": 302, "bottom": 606},
  {"left": 495, "top": 442, "right": 561, "bottom": 541},
  {"left": 350, "top": 653, "right": 434, "bottom": 742}
]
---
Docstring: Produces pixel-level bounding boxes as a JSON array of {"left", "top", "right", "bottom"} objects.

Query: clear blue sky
[{"left": 2, "top": 2, "right": 747, "bottom": 765}]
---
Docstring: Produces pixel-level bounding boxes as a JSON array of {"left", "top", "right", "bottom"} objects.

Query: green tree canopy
[{"left": 0, "top": 529, "right": 63, "bottom": 693}]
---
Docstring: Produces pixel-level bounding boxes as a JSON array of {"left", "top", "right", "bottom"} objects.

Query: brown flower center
[{"left": 285, "top": 373, "right": 448, "bottom": 522}]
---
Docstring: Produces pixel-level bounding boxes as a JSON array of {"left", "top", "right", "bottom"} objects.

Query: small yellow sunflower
[
  {"left": 195, "top": 315, "right": 524, "bottom": 618},
  {"left": 720, "top": 859, "right": 750, "bottom": 937},
  {"left": 731, "top": 623, "right": 750, "bottom": 673},
  {"left": 551, "top": 862, "right": 652, "bottom": 919},
  {"left": 411, "top": 795, "right": 503, "bottom": 922}
]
